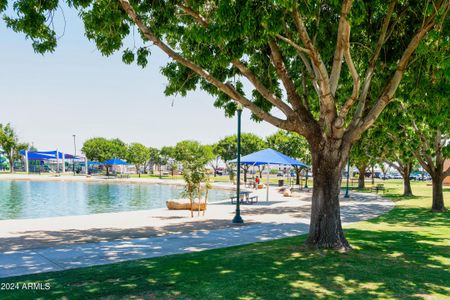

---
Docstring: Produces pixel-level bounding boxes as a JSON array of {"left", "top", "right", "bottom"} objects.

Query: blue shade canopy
[
  {"left": 20, "top": 150, "right": 79, "bottom": 160},
  {"left": 103, "top": 158, "right": 128, "bottom": 165},
  {"left": 230, "top": 148, "right": 308, "bottom": 167},
  {"left": 88, "top": 161, "right": 103, "bottom": 165}
]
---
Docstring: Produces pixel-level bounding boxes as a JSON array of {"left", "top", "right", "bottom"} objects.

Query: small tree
[
  {"left": 147, "top": 147, "right": 160, "bottom": 175},
  {"left": 174, "top": 140, "right": 213, "bottom": 164},
  {"left": 174, "top": 140, "right": 213, "bottom": 217},
  {"left": 159, "top": 146, "right": 176, "bottom": 177},
  {"left": 0, "top": 123, "right": 28, "bottom": 173},
  {"left": 369, "top": 116, "right": 416, "bottom": 196},
  {"left": 126, "top": 143, "right": 150, "bottom": 177},
  {"left": 351, "top": 132, "right": 379, "bottom": 189},
  {"left": 182, "top": 161, "right": 211, "bottom": 217},
  {"left": 82, "top": 137, "right": 127, "bottom": 175},
  {"left": 209, "top": 144, "right": 221, "bottom": 177},
  {"left": 215, "top": 133, "right": 266, "bottom": 183}
]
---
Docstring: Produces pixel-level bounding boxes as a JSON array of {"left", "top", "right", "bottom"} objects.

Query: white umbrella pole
[
  {"left": 56, "top": 149, "right": 59, "bottom": 173},
  {"left": 62, "top": 153, "right": 65, "bottom": 173},
  {"left": 266, "top": 163, "right": 269, "bottom": 201},
  {"left": 25, "top": 150, "right": 29, "bottom": 174}
]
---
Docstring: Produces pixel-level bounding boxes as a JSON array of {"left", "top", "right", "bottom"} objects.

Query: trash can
[{"left": 278, "top": 179, "right": 284, "bottom": 186}]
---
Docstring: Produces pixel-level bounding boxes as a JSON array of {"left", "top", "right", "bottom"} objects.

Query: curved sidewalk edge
[{"left": 0, "top": 192, "right": 394, "bottom": 279}]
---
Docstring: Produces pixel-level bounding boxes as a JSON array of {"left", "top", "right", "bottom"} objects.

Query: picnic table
[{"left": 230, "top": 191, "right": 258, "bottom": 204}]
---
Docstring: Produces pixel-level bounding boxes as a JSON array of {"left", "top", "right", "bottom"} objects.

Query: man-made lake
[{"left": 0, "top": 180, "right": 232, "bottom": 220}]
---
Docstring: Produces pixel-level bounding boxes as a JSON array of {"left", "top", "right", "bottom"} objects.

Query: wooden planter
[{"left": 166, "top": 199, "right": 207, "bottom": 211}]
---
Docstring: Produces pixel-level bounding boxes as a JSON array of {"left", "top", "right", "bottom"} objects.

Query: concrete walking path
[{"left": 0, "top": 191, "right": 394, "bottom": 278}]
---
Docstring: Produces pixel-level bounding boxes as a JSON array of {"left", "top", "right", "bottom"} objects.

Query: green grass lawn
[{"left": 1, "top": 181, "right": 449, "bottom": 300}]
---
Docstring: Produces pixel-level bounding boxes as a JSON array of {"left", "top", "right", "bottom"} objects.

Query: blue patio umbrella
[
  {"left": 230, "top": 148, "right": 308, "bottom": 167},
  {"left": 230, "top": 148, "right": 308, "bottom": 201}
]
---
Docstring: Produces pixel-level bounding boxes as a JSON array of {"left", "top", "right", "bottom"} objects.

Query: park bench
[{"left": 371, "top": 184, "right": 386, "bottom": 194}]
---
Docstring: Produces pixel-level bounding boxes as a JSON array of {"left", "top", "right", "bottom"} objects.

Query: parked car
[{"left": 388, "top": 173, "right": 402, "bottom": 179}]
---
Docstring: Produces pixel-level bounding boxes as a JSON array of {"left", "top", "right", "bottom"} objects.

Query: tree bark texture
[
  {"left": 295, "top": 167, "right": 301, "bottom": 185},
  {"left": 403, "top": 176, "right": 413, "bottom": 196},
  {"left": 357, "top": 165, "right": 366, "bottom": 189},
  {"left": 431, "top": 174, "right": 447, "bottom": 212},
  {"left": 305, "top": 140, "right": 351, "bottom": 250},
  {"left": 401, "top": 163, "right": 413, "bottom": 196}
]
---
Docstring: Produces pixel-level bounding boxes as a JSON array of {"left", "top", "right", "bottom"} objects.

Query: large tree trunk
[
  {"left": 306, "top": 140, "right": 350, "bottom": 251},
  {"left": 431, "top": 174, "right": 447, "bottom": 212},
  {"left": 9, "top": 160, "right": 14, "bottom": 173},
  {"left": 403, "top": 176, "right": 413, "bottom": 196},
  {"left": 258, "top": 166, "right": 264, "bottom": 178},
  {"left": 357, "top": 165, "right": 366, "bottom": 189},
  {"left": 295, "top": 167, "right": 300, "bottom": 185},
  {"left": 401, "top": 163, "right": 413, "bottom": 196},
  {"left": 242, "top": 166, "right": 248, "bottom": 183}
]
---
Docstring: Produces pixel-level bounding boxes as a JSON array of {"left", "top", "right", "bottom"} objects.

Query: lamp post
[
  {"left": 344, "top": 158, "right": 350, "bottom": 198},
  {"left": 72, "top": 134, "right": 76, "bottom": 175},
  {"left": 304, "top": 168, "right": 309, "bottom": 189},
  {"left": 232, "top": 106, "right": 244, "bottom": 224}
]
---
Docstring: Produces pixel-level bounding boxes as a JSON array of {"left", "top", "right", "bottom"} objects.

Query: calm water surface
[{"left": 0, "top": 180, "right": 232, "bottom": 220}]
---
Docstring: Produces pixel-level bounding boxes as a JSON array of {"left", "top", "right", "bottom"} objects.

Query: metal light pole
[
  {"left": 72, "top": 134, "right": 76, "bottom": 175},
  {"left": 344, "top": 158, "right": 350, "bottom": 198},
  {"left": 304, "top": 168, "right": 309, "bottom": 189},
  {"left": 232, "top": 106, "right": 244, "bottom": 224}
]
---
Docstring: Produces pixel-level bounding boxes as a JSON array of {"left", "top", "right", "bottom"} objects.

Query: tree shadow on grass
[
  {"left": 367, "top": 205, "right": 450, "bottom": 227},
  {"left": 2, "top": 226, "right": 449, "bottom": 300},
  {"left": 382, "top": 193, "right": 420, "bottom": 202}
]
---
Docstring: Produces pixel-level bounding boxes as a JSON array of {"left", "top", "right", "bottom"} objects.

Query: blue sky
[{"left": 0, "top": 6, "right": 277, "bottom": 155}]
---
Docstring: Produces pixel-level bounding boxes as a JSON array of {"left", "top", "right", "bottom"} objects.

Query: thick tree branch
[
  {"left": 414, "top": 149, "right": 433, "bottom": 175},
  {"left": 338, "top": 22, "right": 360, "bottom": 120},
  {"left": 177, "top": 3, "right": 296, "bottom": 119},
  {"left": 177, "top": 4, "right": 208, "bottom": 27},
  {"left": 268, "top": 39, "right": 303, "bottom": 113},
  {"left": 301, "top": 73, "right": 310, "bottom": 111},
  {"left": 412, "top": 122, "right": 436, "bottom": 173},
  {"left": 329, "top": 0, "right": 353, "bottom": 96},
  {"left": 358, "top": 0, "right": 397, "bottom": 106},
  {"left": 232, "top": 59, "right": 295, "bottom": 117},
  {"left": 444, "top": 165, "right": 450, "bottom": 178},
  {"left": 117, "top": 0, "right": 293, "bottom": 131},
  {"left": 292, "top": 6, "right": 336, "bottom": 127},
  {"left": 275, "top": 33, "right": 311, "bottom": 55},
  {"left": 268, "top": 39, "right": 320, "bottom": 137},
  {"left": 384, "top": 159, "right": 402, "bottom": 175},
  {"left": 346, "top": 1, "right": 446, "bottom": 142},
  {"left": 276, "top": 30, "right": 319, "bottom": 94},
  {"left": 346, "top": 0, "right": 397, "bottom": 134}
]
